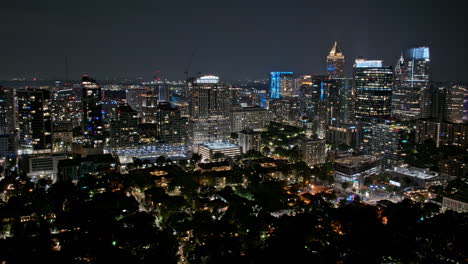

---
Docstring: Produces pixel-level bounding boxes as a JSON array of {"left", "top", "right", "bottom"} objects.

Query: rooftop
[
  {"left": 392, "top": 167, "right": 439, "bottom": 180},
  {"left": 335, "top": 155, "right": 379, "bottom": 168},
  {"left": 202, "top": 142, "right": 240, "bottom": 150}
]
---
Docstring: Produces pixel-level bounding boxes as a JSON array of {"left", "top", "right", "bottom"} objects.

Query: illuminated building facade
[
  {"left": 17, "top": 89, "right": 52, "bottom": 155},
  {"left": 155, "top": 102, "right": 187, "bottom": 144},
  {"left": 109, "top": 104, "right": 140, "bottom": 148},
  {"left": 230, "top": 106, "right": 270, "bottom": 133},
  {"left": 82, "top": 75, "right": 104, "bottom": 150},
  {"left": 300, "top": 137, "right": 326, "bottom": 166},
  {"left": 326, "top": 41, "right": 345, "bottom": 79},
  {"left": 238, "top": 129, "right": 262, "bottom": 154},
  {"left": 188, "top": 75, "right": 231, "bottom": 147},
  {"left": 354, "top": 59, "right": 393, "bottom": 121},
  {"left": 270, "top": 72, "right": 294, "bottom": 99},
  {"left": 393, "top": 46, "right": 431, "bottom": 120}
]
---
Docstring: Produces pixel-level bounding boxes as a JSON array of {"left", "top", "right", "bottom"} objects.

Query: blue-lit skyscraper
[
  {"left": 393, "top": 46, "right": 431, "bottom": 120},
  {"left": 270, "top": 72, "right": 294, "bottom": 99}
]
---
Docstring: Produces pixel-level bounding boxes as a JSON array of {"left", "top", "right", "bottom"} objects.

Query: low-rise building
[
  {"left": 334, "top": 155, "right": 381, "bottom": 188},
  {"left": 442, "top": 192, "right": 468, "bottom": 213},
  {"left": 386, "top": 167, "right": 445, "bottom": 188},
  {"left": 198, "top": 142, "right": 241, "bottom": 162}
]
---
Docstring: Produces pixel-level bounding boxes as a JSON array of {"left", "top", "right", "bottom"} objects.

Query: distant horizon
[{"left": 1, "top": 0, "right": 467, "bottom": 82}]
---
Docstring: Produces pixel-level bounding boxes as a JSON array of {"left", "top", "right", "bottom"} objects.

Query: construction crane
[{"left": 184, "top": 49, "right": 197, "bottom": 81}]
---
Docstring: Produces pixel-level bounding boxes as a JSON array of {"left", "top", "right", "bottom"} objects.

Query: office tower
[
  {"left": 270, "top": 72, "right": 294, "bottom": 99},
  {"left": 110, "top": 104, "right": 140, "bottom": 148},
  {"left": 0, "top": 87, "right": 15, "bottom": 135},
  {"left": 141, "top": 93, "right": 159, "bottom": 123},
  {"left": 188, "top": 75, "right": 231, "bottom": 148},
  {"left": 393, "top": 46, "right": 431, "bottom": 120},
  {"left": 82, "top": 75, "right": 104, "bottom": 150},
  {"left": 17, "top": 89, "right": 52, "bottom": 155},
  {"left": 299, "top": 75, "right": 330, "bottom": 138},
  {"left": 238, "top": 129, "right": 262, "bottom": 153},
  {"left": 157, "top": 83, "right": 170, "bottom": 103},
  {"left": 300, "top": 137, "right": 326, "bottom": 166},
  {"left": 328, "top": 78, "right": 353, "bottom": 124},
  {"left": 155, "top": 102, "right": 187, "bottom": 144},
  {"left": 353, "top": 59, "right": 393, "bottom": 154},
  {"left": 354, "top": 59, "right": 393, "bottom": 120},
  {"left": 230, "top": 106, "right": 270, "bottom": 133},
  {"left": 326, "top": 41, "right": 345, "bottom": 79}
]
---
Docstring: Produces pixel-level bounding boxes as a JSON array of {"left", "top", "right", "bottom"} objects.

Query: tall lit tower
[
  {"left": 326, "top": 41, "right": 345, "bottom": 79},
  {"left": 353, "top": 59, "right": 393, "bottom": 121},
  {"left": 270, "top": 72, "right": 294, "bottom": 99},
  {"left": 17, "top": 89, "right": 52, "bottom": 155},
  {"left": 188, "top": 75, "right": 231, "bottom": 148},
  {"left": 82, "top": 75, "right": 104, "bottom": 150},
  {"left": 392, "top": 46, "right": 430, "bottom": 120}
]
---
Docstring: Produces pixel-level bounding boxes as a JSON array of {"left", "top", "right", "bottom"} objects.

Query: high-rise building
[
  {"left": 328, "top": 78, "right": 353, "bottom": 124},
  {"left": 17, "top": 89, "right": 52, "bottom": 155},
  {"left": 238, "top": 129, "right": 262, "bottom": 154},
  {"left": 416, "top": 119, "right": 468, "bottom": 149},
  {"left": 270, "top": 72, "right": 294, "bottom": 99},
  {"left": 110, "top": 104, "right": 140, "bottom": 147},
  {"left": 354, "top": 59, "right": 393, "bottom": 121},
  {"left": 188, "top": 75, "right": 231, "bottom": 147},
  {"left": 353, "top": 59, "right": 393, "bottom": 155},
  {"left": 230, "top": 106, "right": 270, "bottom": 133},
  {"left": 269, "top": 98, "right": 300, "bottom": 126},
  {"left": 297, "top": 75, "right": 329, "bottom": 138},
  {"left": 300, "top": 137, "right": 326, "bottom": 166},
  {"left": 0, "top": 87, "right": 15, "bottom": 135},
  {"left": 393, "top": 46, "right": 431, "bottom": 120},
  {"left": 326, "top": 41, "right": 345, "bottom": 79},
  {"left": 82, "top": 75, "right": 104, "bottom": 150},
  {"left": 155, "top": 102, "right": 187, "bottom": 144},
  {"left": 157, "top": 83, "right": 170, "bottom": 103},
  {"left": 141, "top": 93, "right": 159, "bottom": 123}
]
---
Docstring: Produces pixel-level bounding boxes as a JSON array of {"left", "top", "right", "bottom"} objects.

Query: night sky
[{"left": 1, "top": 0, "right": 467, "bottom": 81}]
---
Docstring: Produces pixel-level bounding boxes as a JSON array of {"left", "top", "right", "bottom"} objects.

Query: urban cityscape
[{"left": 0, "top": 1, "right": 467, "bottom": 263}]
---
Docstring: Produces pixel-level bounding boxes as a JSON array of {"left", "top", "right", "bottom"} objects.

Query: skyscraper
[
  {"left": 188, "top": 75, "right": 231, "bottom": 148},
  {"left": 393, "top": 46, "right": 431, "bottom": 120},
  {"left": 155, "top": 102, "right": 187, "bottom": 144},
  {"left": 17, "top": 89, "right": 52, "bottom": 155},
  {"left": 82, "top": 75, "right": 104, "bottom": 150},
  {"left": 326, "top": 41, "right": 345, "bottom": 79},
  {"left": 354, "top": 59, "right": 393, "bottom": 120},
  {"left": 109, "top": 104, "right": 140, "bottom": 148},
  {"left": 270, "top": 72, "right": 294, "bottom": 99},
  {"left": 0, "top": 87, "right": 15, "bottom": 135},
  {"left": 353, "top": 59, "right": 393, "bottom": 155}
]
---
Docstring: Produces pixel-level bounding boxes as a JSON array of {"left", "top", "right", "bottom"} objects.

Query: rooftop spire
[{"left": 329, "top": 41, "right": 342, "bottom": 55}]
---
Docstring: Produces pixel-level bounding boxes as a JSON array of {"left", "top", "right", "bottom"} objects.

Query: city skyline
[{"left": 1, "top": 0, "right": 467, "bottom": 82}]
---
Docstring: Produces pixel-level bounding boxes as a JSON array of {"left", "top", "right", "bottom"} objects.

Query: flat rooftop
[
  {"left": 335, "top": 155, "right": 379, "bottom": 168},
  {"left": 202, "top": 142, "right": 240, "bottom": 150},
  {"left": 392, "top": 167, "right": 439, "bottom": 180}
]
